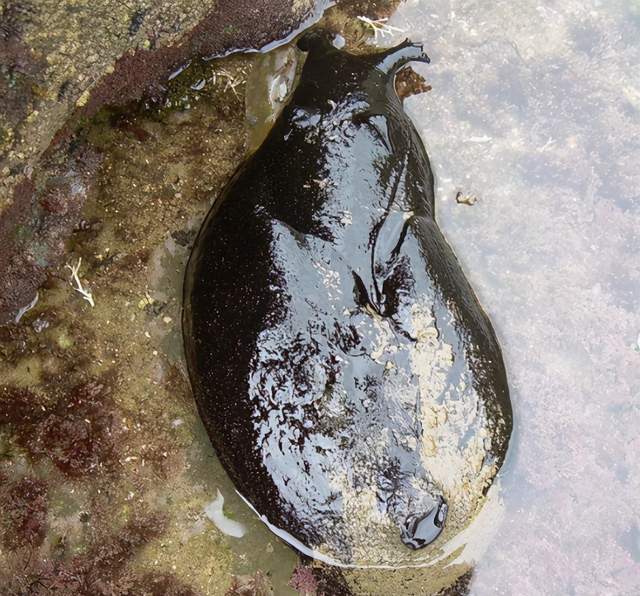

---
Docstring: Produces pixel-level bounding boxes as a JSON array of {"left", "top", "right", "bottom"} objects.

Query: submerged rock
[
  {"left": 183, "top": 32, "right": 512, "bottom": 567},
  {"left": 0, "top": 0, "right": 328, "bottom": 325}
]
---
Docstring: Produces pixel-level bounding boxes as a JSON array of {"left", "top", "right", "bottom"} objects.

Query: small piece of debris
[
  {"left": 212, "top": 70, "right": 244, "bottom": 98},
  {"left": 168, "top": 61, "right": 191, "bottom": 81},
  {"left": 191, "top": 78, "right": 206, "bottom": 91},
  {"left": 171, "top": 228, "right": 197, "bottom": 247},
  {"left": 32, "top": 316, "right": 50, "bottom": 333},
  {"left": 288, "top": 564, "right": 318, "bottom": 595},
  {"left": 468, "top": 135, "right": 492, "bottom": 143},
  {"left": 357, "top": 16, "right": 407, "bottom": 40},
  {"left": 333, "top": 34, "right": 346, "bottom": 49},
  {"left": 456, "top": 191, "right": 478, "bottom": 206},
  {"left": 395, "top": 66, "right": 431, "bottom": 101},
  {"left": 65, "top": 258, "right": 95, "bottom": 307},
  {"left": 15, "top": 292, "right": 39, "bottom": 323}
]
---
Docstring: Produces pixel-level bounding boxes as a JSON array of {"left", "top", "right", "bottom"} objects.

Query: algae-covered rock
[{"left": 0, "top": 0, "right": 323, "bottom": 324}]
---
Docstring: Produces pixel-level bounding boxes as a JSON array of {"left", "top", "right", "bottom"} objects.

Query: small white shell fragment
[
  {"left": 191, "top": 78, "right": 206, "bottom": 91},
  {"left": 15, "top": 292, "right": 39, "bottom": 323}
]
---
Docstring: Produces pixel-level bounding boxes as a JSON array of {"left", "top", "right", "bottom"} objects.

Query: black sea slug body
[{"left": 183, "top": 32, "right": 512, "bottom": 567}]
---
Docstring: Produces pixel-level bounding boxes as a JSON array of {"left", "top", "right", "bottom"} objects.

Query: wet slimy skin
[{"left": 183, "top": 33, "right": 512, "bottom": 567}]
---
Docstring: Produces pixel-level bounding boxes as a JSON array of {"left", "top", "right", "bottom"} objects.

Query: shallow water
[
  {"left": 1, "top": 0, "right": 638, "bottom": 593},
  {"left": 381, "top": 0, "right": 640, "bottom": 593}
]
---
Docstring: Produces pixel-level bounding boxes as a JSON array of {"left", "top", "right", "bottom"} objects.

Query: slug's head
[
  {"left": 399, "top": 496, "right": 448, "bottom": 549},
  {"left": 378, "top": 472, "right": 448, "bottom": 551},
  {"left": 294, "top": 30, "right": 430, "bottom": 111}
]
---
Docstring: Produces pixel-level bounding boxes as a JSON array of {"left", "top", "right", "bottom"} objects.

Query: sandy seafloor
[{"left": 385, "top": 0, "right": 640, "bottom": 593}]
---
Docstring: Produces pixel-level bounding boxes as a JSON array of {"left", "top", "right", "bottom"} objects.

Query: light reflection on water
[{"left": 382, "top": 0, "right": 640, "bottom": 593}]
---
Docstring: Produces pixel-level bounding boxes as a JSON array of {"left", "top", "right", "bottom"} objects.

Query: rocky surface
[{"left": 0, "top": 0, "right": 322, "bottom": 324}]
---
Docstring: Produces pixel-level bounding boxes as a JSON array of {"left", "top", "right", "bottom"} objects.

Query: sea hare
[{"left": 183, "top": 32, "right": 512, "bottom": 567}]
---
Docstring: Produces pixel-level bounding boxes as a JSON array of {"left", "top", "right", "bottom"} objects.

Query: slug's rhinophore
[{"left": 183, "top": 33, "right": 512, "bottom": 568}]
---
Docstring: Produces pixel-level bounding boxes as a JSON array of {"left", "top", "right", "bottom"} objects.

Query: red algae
[
  {"left": 0, "top": 513, "right": 198, "bottom": 595},
  {"left": 0, "top": 476, "right": 48, "bottom": 550},
  {"left": 395, "top": 66, "right": 431, "bottom": 101},
  {"left": 288, "top": 564, "right": 318, "bottom": 595},
  {"left": 225, "top": 570, "right": 273, "bottom": 596},
  {"left": 0, "top": 380, "right": 122, "bottom": 478}
]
